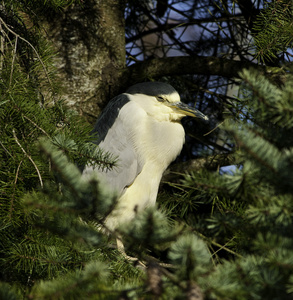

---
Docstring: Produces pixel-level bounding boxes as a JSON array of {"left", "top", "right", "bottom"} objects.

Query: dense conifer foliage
[{"left": 1, "top": 1, "right": 293, "bottom": 299}]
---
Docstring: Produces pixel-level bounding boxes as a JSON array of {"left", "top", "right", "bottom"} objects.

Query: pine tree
[
  {"left": 0, "top": 0, "right": 115, "bottom": 296},
  {"left": 5, "top": 69, "right": 293, "bottom": 299},
  {"left": 2, "top": 1, "right": 293, "bottom": 300},
  {"left": 253, "top": 0, "right": 293, "bottom": 64}
]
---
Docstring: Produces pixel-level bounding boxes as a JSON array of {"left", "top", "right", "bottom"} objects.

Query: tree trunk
[
  {"left": 44, "top": 0, "right": 126, "bottom": 123},
  {"left": 43, "top": 0, "right": 285, "bottom": 125}
]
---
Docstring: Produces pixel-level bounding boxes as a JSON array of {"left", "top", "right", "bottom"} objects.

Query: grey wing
[{"left": 82, "top": 94, "right": 143, "bottom": 196}]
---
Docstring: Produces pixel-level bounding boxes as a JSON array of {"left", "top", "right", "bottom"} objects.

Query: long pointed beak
[{"left": 171, "top": 102, "right": 209, "bottom": 121}]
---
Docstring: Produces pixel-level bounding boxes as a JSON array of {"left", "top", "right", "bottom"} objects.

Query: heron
[{"left": 82, "top": 82, "right": 208, "bottom": 233}]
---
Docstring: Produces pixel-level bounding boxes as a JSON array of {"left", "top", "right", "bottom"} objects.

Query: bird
[{"left": 82, "top": 82, "right": 208, "bottom": 233}]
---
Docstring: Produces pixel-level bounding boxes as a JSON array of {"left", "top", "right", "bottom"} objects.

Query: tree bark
[
  {"left": 43, "top": 2, "right": 285, "bottom": 123},
  {"left": 44, "top": 0, "right": 126, "bottom": 123},
  {"left": 125, "top": 56, "right": 284, "bottom": 84}
]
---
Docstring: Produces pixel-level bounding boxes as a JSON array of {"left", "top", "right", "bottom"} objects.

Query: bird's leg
[
  {"left": 116, "top": 237, "right": 146, "bottom": 268},
  {"left": 116, "top": 237, "right": 127, "bottom": 254},
  {"left": 116, "top": 238, "right": 174, "bottom": 269}
]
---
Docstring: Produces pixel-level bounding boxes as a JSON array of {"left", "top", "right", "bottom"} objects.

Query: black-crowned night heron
[{"left": 82, "top": 82, "right": 208, "bottom": 232}]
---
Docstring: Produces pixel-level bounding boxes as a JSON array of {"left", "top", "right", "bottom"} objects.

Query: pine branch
[
  {"left": 162, "top": 153, "right": 235, "bottom": 183},
  {"left": 126, "top": 56, "right": 284, "bottom": 84},
  {"left": 12, "top": 129, "right": 43, "bottom": 188},
  {"left": 22, "top": 114, "right": 50, "bottom": 137},
  {"left": 0, "top": 17, "right": 53, "bottom": 88},
  {"left": 126, "top": 15, "right": 244, "bottom": 44},
  {"left": 253, "top": 0, "right": 293, "bottom": 62}
]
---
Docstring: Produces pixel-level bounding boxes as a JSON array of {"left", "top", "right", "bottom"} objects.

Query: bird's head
[{"left": 126, "top": 82, "right": 208, "bottom": 122}]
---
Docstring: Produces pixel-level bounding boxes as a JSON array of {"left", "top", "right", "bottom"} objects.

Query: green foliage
[
  {"left": 2, "top": 1, "right": 293, "bottom": 299},
  {"left": 28, "top": 261, "right": 110, "bottom": 300},
  {"left": 120, "top": 208, "right": 179, "bottom": 252},
  {"left": 0, "top": 282, "right": 21, "bottom": 300},
  {"left": 0, "top": 1, "right": 118, "bottom": 296},
  {"left": 4, "top": 0, "right": 82, "bottom": 13},
  {"left": 253, "top": 0, "right": 293, "bottom": 62},
  {"left": 157, "top": 68, "right": 293, "bottom": 299},
  {"left": 168, "top": 234, "right": 211, "bottom": 281}
]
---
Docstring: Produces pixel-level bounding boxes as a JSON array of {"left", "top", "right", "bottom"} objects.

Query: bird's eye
[{"left": 156, "top": 96, "right": 165, "bottom": 102}]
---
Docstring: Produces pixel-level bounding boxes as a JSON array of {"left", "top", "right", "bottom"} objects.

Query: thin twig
[
  {"left": 204, "top": 121, "right": 224, "bottom": 136},
  {"left": 0, "top": 22, "right": 4, "bottom": 70},
  {"left": 14, "top": 159, "right": 23, "bottom": 185},
  {"left": 22, "top": 114, "right": 50, "bottom": 137},
  {"left": 9, "top": 35, "right": 18, "bottom": 89},
  {"left": 12, "top": 129, "right": 43, "bottom": 188},
  {"left": 211, "top": 236, "right": 237, "bottom": 257},
  {"left": 0, "top": 17, "right": 53, "bottom": 87},
  {"left": 194, "top": 230, "right": 242, "bottom": 258},
  {"left": 0, "top": 140, "right": 13, "bottom": 158}
]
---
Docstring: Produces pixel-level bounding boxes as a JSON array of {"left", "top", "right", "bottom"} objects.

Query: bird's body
[{"left": 82, "top": 82, "right": 208, "bottom": 231}]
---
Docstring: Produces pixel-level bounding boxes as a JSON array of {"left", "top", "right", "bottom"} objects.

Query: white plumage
[{"left": 82, "top": 82, "right": 208, "bottom": 231}]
